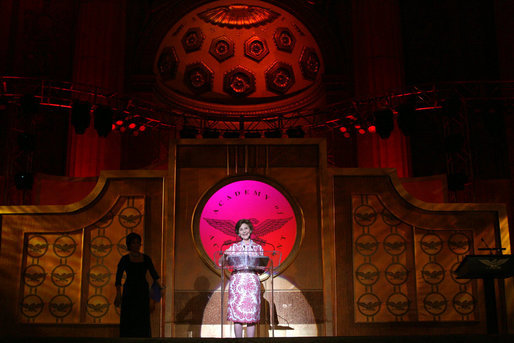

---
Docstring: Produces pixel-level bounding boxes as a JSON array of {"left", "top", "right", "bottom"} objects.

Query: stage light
[
  {"left": 139, "top": 125, "right": 146, "bottom": 132},
  {"left": 343, "top": 132, "right": 351, "bottom": 138},
  {"left": 358, "top": 128, "right": 366, "bottom": 135},
  {"left": 264, "top": 129, "right": 282, "bottom": 138},
  {"left": 180, "top": 126, "right": 198, "bottom": 138},
  {"left": 71, "top": 101, "right": 91, "bottom": 134},
  {"left": 115, "top": 120, "right": 124, "bottom": 126},
  {"left": 120, "top": 126, "right": 127, "bottom": 133},
  {"left": 128, "top": 123, "right": 136, "bottom": 129},
  {"left": 373, "top": 108, "right": 394, "bottom": 139},
  {"left": 94, "top": 105, "right": 114, "bottom": 137},
  {"left": 367, "top": 125, "right": 376, "bottom": 133},
  {"left": 339, "top": 126, "right": 347, "bottom": 133},
  {"left": 286, "top": 126, "right": 304, "bottom": 138},
  {"left": 14, "top": 173, "right": 34, "bottom": 190},
  {"left": 223, "top": 131, "right": 240, "bottom": 138},
  {"left": 17, "top": 133, "right": 35, "bottom": 152},
  {"left": 111, "top": 124, "right": 116, "bottom": 130},
  {"left": 203, "top": 129, "right": 220, "bottom": 138},
  {"left": 244, "top": 131, "right": 261, "bottom": 138},
  {"left": 397, "top": 103, "right": 416, "bottom": 136}
]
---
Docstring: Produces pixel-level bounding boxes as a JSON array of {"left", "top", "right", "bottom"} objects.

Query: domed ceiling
[{"left": 154, "top": 0, "right": 325, "bottom": 119}]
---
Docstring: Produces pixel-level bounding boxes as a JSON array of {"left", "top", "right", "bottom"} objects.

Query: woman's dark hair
[
  {"left": 235, "top": 219, "right": 254, "bottom": 235},
  {"left": 126, "top": 232, "right": 142, "bottom": 248}
]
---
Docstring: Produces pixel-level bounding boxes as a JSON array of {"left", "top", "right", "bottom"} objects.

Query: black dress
[{"left": 115, "top": 253, "right": 159, "bottom": 337}]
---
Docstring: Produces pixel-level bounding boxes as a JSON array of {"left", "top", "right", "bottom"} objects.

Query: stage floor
[{"left": 1, "top": 335, "right": 514, "bottom": 343}]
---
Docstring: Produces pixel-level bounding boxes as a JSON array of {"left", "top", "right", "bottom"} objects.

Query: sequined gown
[{"left": 225, "top": 240, "right": 263, "bottom": 323}]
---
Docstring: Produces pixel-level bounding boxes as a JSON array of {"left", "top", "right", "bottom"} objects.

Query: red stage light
[
  {"left": 115, "top": 120, "right": 124, "bottom": 126},
  {"left": 111, "top": 124, "right": 116, "bottom": 130},
  {"left": 120, "top": 127, "right": 126, "bottom": 133},
  {"left": 358, "top": 128, "right": 366, "bottom": 135},
  {"left": 368, "top": 125, "right": 376, "bottom": 133},
  {"left": 339, "top": 126, "right": 347, "bottom": 133},
  {"left": 139, "top": 125, "right": 146, "bottom": 132},
  {"left": 343, "top": 132, "right": 350, "bottom": 138},
  {"left": 128, "top": 123, "right": 136, "bottom": 129}
]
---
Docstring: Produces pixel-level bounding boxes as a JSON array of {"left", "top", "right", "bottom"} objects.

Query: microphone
[{"left": 253, "top": 238, "right": 276, "bottom": 254}]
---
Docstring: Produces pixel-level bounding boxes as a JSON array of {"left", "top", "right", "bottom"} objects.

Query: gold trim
[
  {"left": 0, "top": 170, "right": 168, "bottom": 215},
  {"left": 191, "top": 175, "right": 305, "bottom": 277}
]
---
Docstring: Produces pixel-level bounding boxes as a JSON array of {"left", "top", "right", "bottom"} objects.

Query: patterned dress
[{"left": 226, "top": 240, "right": 263, "bottom": 323}]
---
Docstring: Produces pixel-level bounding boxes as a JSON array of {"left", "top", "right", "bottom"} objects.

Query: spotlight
[
  {"left": 244, "top": 131, "right": 261, "bottom": 138},
  {"left": 397, "top": 103, "right": 416, "bottom": 136},
  {"left": 202, "top": 129, "right": 220, "bottom": 138},
  {"left": 223, "top": 131, "right": 240, "bottom": 138},
  {"left": 343, "top": 132, "right": 351, "bottom": 138},
  {"left": 286, "top": 126, "right": 304, "bottom": 138},
  {"left": 264, "top": 129, "right": 282, "bottom": 138},
  {"left": 71, "top": 101, "right": 91, "bottom": 134},
  {"left": 367, "top": 125, "right": 376, "bottom": 133},
  {"left": 115, "top": 120, "right": 124, "bottom": 126},
  {"left": 128, "top": 123, "right": 136, "bottom": 129},
  {"left": 373, "top": 109, "right": 394, "bottom": 139},
  {"left": 14, "top": 173, "right": 34, "bottom": 190},
  {"left": 94, "top": 105, "right": 114, "bottom": 137},
  {"left": 358, "top": 128, "right": 366, "bottom": 135},
  {"left": 180, "top": 126, "right": 198, "bottom": 138},
  {"left": 339, "top": 126, "right": 347, "bottom": 133},
  {"left": 139, "top": 125, "right": 146, "bottom": 132}
]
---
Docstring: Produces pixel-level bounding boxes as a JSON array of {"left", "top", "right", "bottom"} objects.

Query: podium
[
  {"left": 454, "top": 252, "right": 513, "bottom": 334},
  {"left": 214, "top": 250, "right": 281, "bottom": 338}
]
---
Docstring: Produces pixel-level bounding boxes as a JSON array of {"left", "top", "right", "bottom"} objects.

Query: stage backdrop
[{"left": 0, "top": 139, "right": 512, "bottom": 338}]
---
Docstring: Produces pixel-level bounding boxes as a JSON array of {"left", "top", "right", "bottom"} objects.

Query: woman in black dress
[{"left": 114, "top": 233, "right": 160, "bottom": 337}]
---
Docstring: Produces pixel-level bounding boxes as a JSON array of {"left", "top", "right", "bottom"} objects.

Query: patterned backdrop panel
[
  {"left": 20, "top": 196, "right": 145, "bottom": 324},
  {"left": 84, "top": 196, "right": 145, "bottom": 324},
  {"left": 415, "top": 227, "right": 476, "bottom": 321},
  {"left": 352, "top": 194, "right": 476, "bottom": 323},
  {"left": 21, "top": 232, "right": 83, "bottom": 323},
  {"left": 352, "top": 194, "right": 415, "bottom": 323}
]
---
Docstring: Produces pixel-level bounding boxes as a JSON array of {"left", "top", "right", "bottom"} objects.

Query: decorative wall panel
[
  {"left": 352, "top": 194, "right": 476, "bottom": 323},
  {"left": 19, "top": 196, "right": 145, "bottom": 324}
]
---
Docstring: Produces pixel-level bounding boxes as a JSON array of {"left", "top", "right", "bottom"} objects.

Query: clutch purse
[{"left": 150, "top": 282, "right": 162, "bottom": 302}]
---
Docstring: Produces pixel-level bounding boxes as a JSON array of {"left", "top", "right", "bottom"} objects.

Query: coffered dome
[{"left": 154, "top": 0, "right": 325, "bottom": 118}]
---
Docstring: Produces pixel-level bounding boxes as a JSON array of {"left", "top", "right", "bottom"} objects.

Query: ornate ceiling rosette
[
  {"left": 157, "top": 47, "right": 179, "bottom": 81},
  {"left": 184, "top": 62, "right": 214, "bottom": 94},
  {"left": 299, "top": 47, "right": 320, "bottom": 80},
  {"left": 209, "top": 36, "right": 235, "bottom": 62},
  {"left": 198, "top": 4, "right": 280, "bottom": 28},
  {"left": 244, "top": 36, "right": 269, "bottom": 62},
  {"left": 154, "top": 0, "right": 325, "bottom": 122},
  {"left": 274, "top": 27, "right": 296, "bottom": 52},
  {"left": 223, "top": 66, "right": 256, "bottom": 97},
  {"left": 181, "top": 27, "right": 204, "bottom": 53},
  {"left": 265, "top": 61, "right": 295, "bottom": 94}
]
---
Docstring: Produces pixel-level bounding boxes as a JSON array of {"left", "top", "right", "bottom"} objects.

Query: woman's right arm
[{"left": 114, "top": 256, "right": 126, "bottom": 307}]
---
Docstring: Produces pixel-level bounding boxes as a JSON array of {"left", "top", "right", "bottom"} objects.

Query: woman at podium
[{"left": 225, "top": 219, "right": 264, "bottom": 338}]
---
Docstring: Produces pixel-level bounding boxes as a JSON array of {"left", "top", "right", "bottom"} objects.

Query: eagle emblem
[{"left": 203, "top": 217, "right": 292, "bottom": 241}]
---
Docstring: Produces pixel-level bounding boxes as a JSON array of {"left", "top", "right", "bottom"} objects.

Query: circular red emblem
[{"left": 193, "top": 176, "right": 303, "bottom": 275}]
